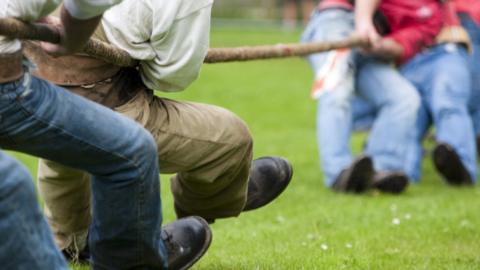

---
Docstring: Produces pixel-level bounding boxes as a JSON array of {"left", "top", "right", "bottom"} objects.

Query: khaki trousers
[{"left": 38, "top": 88, "right": 253, "bottom": 250}]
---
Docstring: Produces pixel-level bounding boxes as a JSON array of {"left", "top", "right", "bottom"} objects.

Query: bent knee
[
  {"left": 430, "top": 86, "right": 471, "bottom": 113},
  {"left": 0, "top": 164, "right": 35, "bottom": 201},
  {"left": 135, "top": 127, "right": 158, "bottom": 158},
  {"left": 223, "top": 110, "right": 253, "bottom": 152},
  {"left": 431, "top": 62, "right": 471, "bottom": 102}
]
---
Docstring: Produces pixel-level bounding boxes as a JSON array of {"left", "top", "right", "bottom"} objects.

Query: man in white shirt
[
  {"left": 24, "top": 0, "right": 294, "bottom": 262},
  {"left": 0, "top": 1, "right": 211, "bottom": 269}
]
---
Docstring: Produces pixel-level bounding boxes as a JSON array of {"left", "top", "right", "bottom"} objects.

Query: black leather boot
[
  {"left": 162, "top": 216, "right": 212, "bottom": 270},
  {"left": 332, "top": 155, "right": 373, "bottom": 193},
  {"left": 372, "top": 171, "right": 409, "bottom": 194},
  {"left": 243, "top": 156, "right": 293, "bottom": 211},
  {"left": 433, "top": 143, "right": 473, "bottom": 186}
]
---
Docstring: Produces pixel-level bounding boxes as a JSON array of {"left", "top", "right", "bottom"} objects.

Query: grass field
[{"left": 12, "top": 27, "right": 480, "bottom": 269}]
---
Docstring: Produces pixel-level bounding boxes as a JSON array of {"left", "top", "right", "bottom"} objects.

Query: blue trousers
[
  {"left": 460, "top": 14, "right": 480, "bottom": 136},
  {"left": 0, "top": 70, "right": 167, "bottom": 269},
  {"left": 400, "top": 44, "right": 477, "bottom": 182},
  {"left": 0, "top": 150, "right": 68, "bottom": 270},
  {"left": 302, "top": 9, "right": 420, "bottom": 186}
]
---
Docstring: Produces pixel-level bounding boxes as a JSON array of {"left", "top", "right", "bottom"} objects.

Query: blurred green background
[{"left": 9, "top": 24, "right": 479, "bottom": 269}]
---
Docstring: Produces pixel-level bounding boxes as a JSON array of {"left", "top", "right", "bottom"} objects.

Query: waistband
[
  {"left": 0, "top": 51, "right": 24, "bottom": 84},
  {"left": 436, "top": 26, "right": 472, "bottom": 53}
]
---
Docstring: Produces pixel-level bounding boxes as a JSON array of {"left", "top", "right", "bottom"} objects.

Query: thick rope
[
  {"left": 0, "top": 18, "right": 367, "bottom": 66},
  {"left": 205, "top": 37, "right": 366, "bottom": 63},
  {"left": 0, "top": 18, "right": 136, "bottom": 66}
]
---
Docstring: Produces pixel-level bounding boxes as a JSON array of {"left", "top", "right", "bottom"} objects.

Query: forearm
[
  {"left": 355, "top": 0, "right": 381, "bottom": 26},
  {"left": 354, "top": 0, "right": 382, "bottom": 46},
  {"left": 41, "top": 0, "right": 124, "bottom": 55},
  {"left": 385, "top": 25, "right": 439, "bottom": 63},
  {"left": 59, "top": 6, "right": 101, "bottom": 54}
]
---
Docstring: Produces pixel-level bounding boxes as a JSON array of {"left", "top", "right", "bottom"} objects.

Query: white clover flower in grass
[
  {"left": 404, "top": 213, "right": 412, "bottom": 220},
  {"left": 345, "top": 243, "right": 353, "bottom": 249},
  {"left": 276, "top": 215, "right": 286, "bottom": 224},
  {"left": 320, "top": 243, "right": 328, "bottom": 251},
  {"left": 460, "top": 219, "right": 472, "bottom": 228},
  {"left": 392, "top": 218, "right": 400, "bottom": 225}
]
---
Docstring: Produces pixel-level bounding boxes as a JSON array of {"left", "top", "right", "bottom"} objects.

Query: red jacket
[
  {"left": 454, "top": 0, "right": 480, "bottom": 24},
  {"left": 442, "top": 1, "right": 461, "bottom": 27},
  {"left": 317, "top": 0, "right": 443, "bottom": 63}
]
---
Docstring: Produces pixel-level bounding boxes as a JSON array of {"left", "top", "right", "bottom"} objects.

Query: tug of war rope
[{"left": 0, "top": 17, "right": 368, "bottom": 66}]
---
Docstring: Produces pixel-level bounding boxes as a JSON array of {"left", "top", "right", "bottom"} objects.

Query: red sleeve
[
  {"left": 379, "top": 0, "right": 443, "bottom": 63},
  {"left": 385, "top": 24, "right": 441, "bottom": 64}
]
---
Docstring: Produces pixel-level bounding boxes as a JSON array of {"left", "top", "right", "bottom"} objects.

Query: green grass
[{"left": 12, "top": 27, "right": 480, "bottom": 269}]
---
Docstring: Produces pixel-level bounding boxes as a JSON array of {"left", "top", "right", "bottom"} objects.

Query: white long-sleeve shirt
[
  {"left": 0, "top": 0, "right": 123, "bottom": 54},
  {"left": 100, "top": 0, "right": 213, "bottom": 92}
]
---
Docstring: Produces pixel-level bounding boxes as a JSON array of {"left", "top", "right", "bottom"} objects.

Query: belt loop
[
  {"left": 22, "top": 58, "right": 35, "bottom": 87},
  {"left": 22, "top": 58, "right": 37, "bottom": 73}
]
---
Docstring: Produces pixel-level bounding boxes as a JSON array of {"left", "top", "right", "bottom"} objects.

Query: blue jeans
[
  {"left": 400, "top": 44, "right": 477, "bottom": 181},
  {"left": 351, "top": 96, "right": 376, "bottom": 132},
  {"left": 0, "top": 71, "right": 167, "bottom": 269},
  {"left": 302, "top": 9, "right": 420, "bottom": 186},
  {"left": 0, "top": 150, "right": 68, "bottom": 270},
  {"left": 460, "top": 14, "right": 480, "bottom": 135}
]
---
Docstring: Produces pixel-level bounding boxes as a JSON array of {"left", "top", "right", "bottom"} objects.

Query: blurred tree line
[{"left": 212, "top": 0, "right": 280, "bottom": 20}]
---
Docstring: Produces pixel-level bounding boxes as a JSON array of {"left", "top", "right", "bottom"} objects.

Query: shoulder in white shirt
[
  {"left": 64, "top": 0, "right": 124, "bottom": 19},
  {"left": 101, "top": 0, "right": 213, "bottom": 92}
]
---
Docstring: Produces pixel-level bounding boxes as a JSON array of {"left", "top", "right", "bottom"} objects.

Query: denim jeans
[
  {"left": 351, "top": 96, "right": 376, "bottom": 132},
  {"left": 400, "top": 44, "right": 477, "bottom": 181},
  {"left": 302, "top": 9, "right": 420, "bottom": 186},
  {"left": 0, "top": 71, "right": 167, "bottom": 269},
  {"left": 0, "top": 150, "right": 68, "bottom": 270},
  {"left": 460, "top": 14, "right": 480, "bottom": 135}
]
